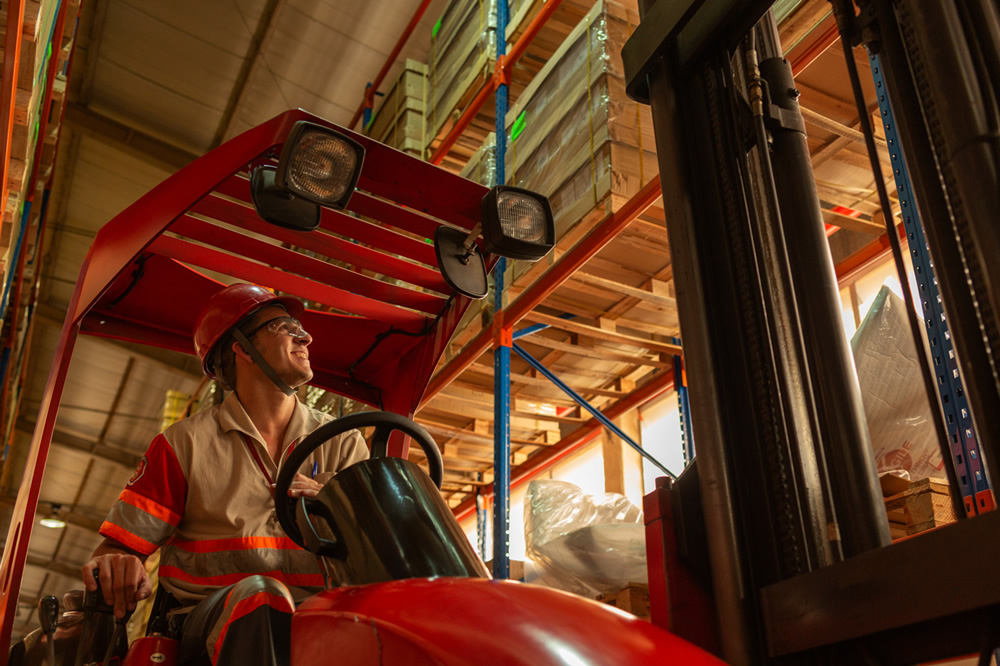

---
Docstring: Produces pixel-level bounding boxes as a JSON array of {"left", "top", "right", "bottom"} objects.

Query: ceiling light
[{"left": 39, "top": 517, "right": 66, "bottom": 529}]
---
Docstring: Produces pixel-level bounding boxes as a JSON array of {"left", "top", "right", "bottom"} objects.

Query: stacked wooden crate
[
  {"left": 365, "top": 59, "right": 428, "bottom": 159},
  {"left": 504, "top": 0, "right": 653, "bottom": 262},
  {"left": 596, "top": 583, "right": 650, "bottom": 620},
  {"left": 437, "top": 0, "right": 658, "bottom": 361},
  {"left": 0, "top": 0, "right": 76, "bottom": 268},
  {"left": 425, "top": 0, "right": 503, "bottom": 170},
  {"left": 882, "top": 476, "right": 958, "bottom": 539},
  {"left": 424, "top": 0, "right": 592, "bottom": 171}
]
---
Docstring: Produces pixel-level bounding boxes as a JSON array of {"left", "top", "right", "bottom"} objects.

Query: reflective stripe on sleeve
[
  {"left": 102, "top": 496, "right": 178, "bottom": 550},
  {"left": 168, "top": 536, "right": 303, "bottom": 553},
  {"left": 158, "top": 541, "right": 324, "bottom": 593},
  {"left": 100, "top": 521, "right": 159, "bottom": 556},
  {"left": 119, "top": 488, "right": 182, "bottom": 526}
]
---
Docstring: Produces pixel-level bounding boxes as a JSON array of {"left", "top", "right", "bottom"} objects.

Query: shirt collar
[{"left": 219, "top": 392, "right": 324, "bottom": 448}]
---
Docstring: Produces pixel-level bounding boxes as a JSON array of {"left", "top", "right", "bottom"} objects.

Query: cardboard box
[
  {"left": 502, "top": 0, "right": 656, "bottom": 285},
  {"left": 366, "top": 59, "right": 428, "bottom": 158}
]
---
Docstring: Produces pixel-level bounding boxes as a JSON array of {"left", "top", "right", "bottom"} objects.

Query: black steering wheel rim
[{"left": 274, "top": 410, "right": 443, "bottom": 548}]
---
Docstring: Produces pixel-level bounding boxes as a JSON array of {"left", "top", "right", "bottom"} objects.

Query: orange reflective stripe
[
  {"left": 119, "top": 488, "right": 182, "bottom": 526},
  {"left": 100, "top": 521, "right": 158, "bottom": 556},
  {"left": 158, "top": 565, "right": 324, "bottom": 589},
  {"left": 211, "top": 590, "right": 295, "bottom": 665},
  {"left": 168, "top": 536, "right": 304, "bottom": 553}
]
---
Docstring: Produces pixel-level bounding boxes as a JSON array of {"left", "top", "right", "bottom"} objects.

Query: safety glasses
[{"left": 244, "top": 315, "right": 309, "bottom": 340}]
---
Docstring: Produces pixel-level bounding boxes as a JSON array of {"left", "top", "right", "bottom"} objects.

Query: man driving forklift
[{"left": 81, "top": 283, "right": 368, "bottom": 665}]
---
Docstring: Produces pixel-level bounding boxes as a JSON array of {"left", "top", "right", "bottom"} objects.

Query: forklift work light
[
  {"left": 276, "top": 121, "right": 365, "bottom": 209},
  {"left": 481, "top": 186, "right": 555, "bottom": 262}
]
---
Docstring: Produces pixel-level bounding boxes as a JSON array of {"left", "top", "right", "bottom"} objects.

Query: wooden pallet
[
  {"left": 882, "top": 476, "right": 958, "bottom": 539},
  {"left": 596, "top": 582, "right": 650, "bottom": 620}
]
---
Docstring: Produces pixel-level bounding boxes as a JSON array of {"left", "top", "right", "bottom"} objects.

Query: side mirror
[{"left": 434, "top": 186, "right": 555, "bottom": 300}]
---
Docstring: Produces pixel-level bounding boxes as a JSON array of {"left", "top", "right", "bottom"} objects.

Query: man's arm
[{"left": 81, "top": 537, "right": 153, "bottom": 619}]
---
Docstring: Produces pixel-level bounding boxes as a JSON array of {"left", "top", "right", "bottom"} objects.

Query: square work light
[
  {"left": 275, "top": 121, "right": 365, "bottom": 209},
  {"left": 480, "top": 186, "right": 555, "bottom": 261}
]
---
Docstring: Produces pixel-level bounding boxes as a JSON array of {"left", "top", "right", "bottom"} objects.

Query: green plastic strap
[
  {"left": 511, "top": 110, "right": 526, "bottom": 143},
  {"left": 432, "top": 17, "right": 442, "bottom": 39}
]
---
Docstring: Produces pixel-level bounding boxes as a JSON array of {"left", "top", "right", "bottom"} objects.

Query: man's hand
[
  {"left": 287, "top": 472, "right": 323, "bottom": 498},
  {"left": 82, "top": 546, "right": 152, "bottom": 619}
]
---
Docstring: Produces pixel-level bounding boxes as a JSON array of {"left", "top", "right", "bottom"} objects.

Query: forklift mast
[{"left": 625, "top": 0, "right": 1000, "bottom": 663}]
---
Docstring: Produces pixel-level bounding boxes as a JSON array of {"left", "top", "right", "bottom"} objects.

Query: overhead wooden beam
[
  {"left": 821, "top": 208, "right": 887, "bottom": 235},
  {"left": 212, "top": 0, "right": 283, "bottom": 146},
  {"left": 779, "top": 0, "right": 832, "bottom": 53},
  {"left": 524, "top": 311, "right": 682, "bottom": 355},
  {"left": 519, "top": 332, "right": 670, "bottom": 368},
  {"left": 432, "top": 387, "right": 585, "bottom": 424},
  {"left": 800, "top": 106, "right": 889, "bottom": 155},
  {"left": 16, "top": 418, "right": 140, "bottom": 468},
  {"left": 416, "top": 416, "right": 553, "bottom": 448},
  {"left": 0, "top": 497, "right": 104, "bottom": 533},
  {"left": 604, "top": 264, "right": 674, "bottom": 319},
  {"left": 449, "top": 378, "right": 578, "bottom": 408},
  {"left": 569, "top": 270, "right": 676, "bottom": 308},
  {"left": 62, "top": 102, "right": 199, "bottom": 169}
]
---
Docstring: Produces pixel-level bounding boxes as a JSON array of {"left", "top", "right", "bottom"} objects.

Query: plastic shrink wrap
[
  {"left": 851, "top": 284, "right": 948, "bottom": 482},
  {"left": 524, "top": 480, "right": 647, "bottom": 598}
]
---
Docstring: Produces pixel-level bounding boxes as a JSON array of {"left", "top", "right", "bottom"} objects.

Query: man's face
[{"left": 241, "top": 305, "right": 314, "bottom": 389}]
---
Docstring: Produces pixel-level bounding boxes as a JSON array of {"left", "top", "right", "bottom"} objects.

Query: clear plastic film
[
  {"left": 851, "top": 285, "right": 948, "bottom": 481},
  {"left": 460, "top": 131, "right": 497, "bottom": 186},
  {"left": 524, "top": 480, "right": 647, "bottom": 598}
]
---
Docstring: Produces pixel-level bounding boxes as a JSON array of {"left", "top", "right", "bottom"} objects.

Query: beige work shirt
[{"left": 101, "top": 394, "right": 368, "bottom": 604}]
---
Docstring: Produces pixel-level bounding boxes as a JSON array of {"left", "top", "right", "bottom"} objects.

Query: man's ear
[{"left": 231, "top": 338, "right": 253, "bottom": 363}]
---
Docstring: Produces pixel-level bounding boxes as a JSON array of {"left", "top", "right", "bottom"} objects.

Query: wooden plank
[
  {"left": 520, "top": 332, "right": 670, "bottom": 368},
  {"left": 464, "top": 366, "right": 625, "bottom": 399},
  {"left": 524, "top": 311, "right": 682, "bottom": 354},
  {"left": 821, "top": 208, "right": 887, "bottom": 235},
  {"left": 432, "top": 385, "right": 585, "bottom": 424},
  {"left": 449, "top": 376, "right": 577, "bottom": 406},
  {"left": 571, "top": 269, "right": 676, "bottom": 307},
  {"left": 778, "top": 0, "right": 832, "bottom": 52},
  {"left": 416, "top": 416, "right": 553, "bottom": 448},
  {"left": 605, "top": 266, "right": 673, "bottom": 319},
  {"left": 800, "top": 106, "right": 889, "bottom": 155},
  {"left": 602, "top": 429, "right": 625, "bottom": 494}
]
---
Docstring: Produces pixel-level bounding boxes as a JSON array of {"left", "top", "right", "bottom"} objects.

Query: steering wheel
[{"left": 274, "top": 411, "right": 443, "bottom": 549}]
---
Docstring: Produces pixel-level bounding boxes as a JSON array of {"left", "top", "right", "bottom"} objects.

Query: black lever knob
[{"left": 38, "top": 595, "right": 59, "bottom": 635}]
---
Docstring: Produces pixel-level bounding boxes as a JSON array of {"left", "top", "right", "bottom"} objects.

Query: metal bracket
[{"left": 493, "top": 56, "right": 510, "bottom": 88}]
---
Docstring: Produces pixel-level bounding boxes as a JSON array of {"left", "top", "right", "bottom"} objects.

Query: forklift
[
  {"left": 0, "top": 108, "right": 720, "bottom": 664},
  {"left": 4, "top": 0, "right": 1000, "bottom": 662}
]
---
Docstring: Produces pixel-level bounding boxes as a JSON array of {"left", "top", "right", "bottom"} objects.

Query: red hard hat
[{"left": 193, "top": 283, "right": 304, "bottom": 378}]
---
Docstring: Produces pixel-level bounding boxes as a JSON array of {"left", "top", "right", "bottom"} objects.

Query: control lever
[
  {"left": 77, "top": 568, "right": 131, "bottom": 666},
  {"left": 38, "top": 595, "right": 58, "bottom": 666}
]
